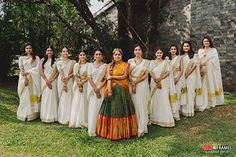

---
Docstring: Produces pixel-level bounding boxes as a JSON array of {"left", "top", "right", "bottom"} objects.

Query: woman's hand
[
  {"left": 107, "top": 75, "right": 113, "bottom": 80},
  {"left": 21, "top": 71, "right": 29, "bottom": 77},
  {"left": 24, "top": 77, "right": 29, "bottom": 86},
  {"left": 61, "top": 75, "right": 66, "bottom": 82},
  {"left": 132, "top": 79, "right": 138, "bottom": 86},
  {"left": 96, "top": 91, "right": 101, "bottom": 98},
  {"left": 154, "top": 77, "right": 161, "bottom": 83},
  {"left": 92, "top": 86, "right": 100, "bottom": 98},
  {"left": 185, "top": 72, "right": 189, "bottom": 79},
  {"left": 65, "top": 76, "right": 71, "bottom": 82},
  {"left": 79, "top": 86, "right": 83, "bottom": 93},
  {"left": 200, "top": 69, "right": 206, "bottom": 77},
  {"left": 200, "top": 60, "right": 206, "bottom": 67},
  {"left": 77, "top": 80, "right": 82, "bottom": 87},
  {"left": 46, "top": 79, "right": 52, "bottom": 89},
  {"left": 63, "top": 83, "right": 68, "bottom": 92},
  {"left": 129, "top": 78, "right": 136, "bottom": 94},
  {"left": 174, "top": 77, "right": 179, "bottom": 85},
  {"left": 108, "top": 91, "right": 112, "bottom": 97},
  {"left": 94, "top": 87, "right": 99, "bottom": 93},
  {"left": 132, "top": 86, "right": 136, "bottom": 94},
  {"left": 156, "top": 82, "right": 162, "bottom": 89}
]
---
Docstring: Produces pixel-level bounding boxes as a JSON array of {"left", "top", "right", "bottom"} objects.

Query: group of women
[{"left": 17, "top": 36, "right": 224, "bottom": 140}]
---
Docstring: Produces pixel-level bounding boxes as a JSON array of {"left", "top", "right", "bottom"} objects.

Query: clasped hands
[
  {"left": 130, "top": 78, "right": 138, "bottom": 94},
  {"left": 154, "top": 77, "right": 162, "bottom": 89}
]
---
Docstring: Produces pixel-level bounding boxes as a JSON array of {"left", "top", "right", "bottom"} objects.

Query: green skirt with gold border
[{"left": 96, "top": 83, "right": 138, "bottom": 140}]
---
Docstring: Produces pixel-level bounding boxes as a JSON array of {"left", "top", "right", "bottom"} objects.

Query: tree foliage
[{"left": 0, "top": 0, "right": 169, "bottom": 81}]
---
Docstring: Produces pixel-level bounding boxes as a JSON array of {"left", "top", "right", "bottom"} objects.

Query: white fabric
[
  {"left": 149, "top": 60, "right": 175, "bottom": 127},
  {"left": 17, "top": 56, "right": 41, "bottom": 121},
  {"left": 69, "top": 63, "right": 89, "bottom": 128},
  {"left": 198, "top": 48, "right": 224, "bottom": 109},
  {"left": 40, "top": 59, "right": 58, "bottom": 123},
  {"left": 169, "top": 56, "right": 183, "bottom": 120},
  {"left": 87, "top": 62, "right": 106, "bottom": 136},
  {"left": 180, "top": 55, "right": 196, "bottom": 116},
  {"left": 128, "top": 58, "right": 150, "bottom": 136},
  {"left": 57, "top": 59, "right": 75, "bottom": 124}
]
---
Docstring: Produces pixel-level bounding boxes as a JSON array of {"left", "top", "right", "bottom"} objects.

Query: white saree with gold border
[
  {"left": 169, "top": 56, "right": 183, "bottom": 120},
  {"left": 198, "top": 48, "right": 224, "bottom": 109},
  {"left": 17, "top": 56, "right": 41, "bottom": 121},
  {"left": 57, "top": 59, "right": 76, "bottom": 124},
  {"left": 40, "top": 59, "right": 58, "bottom": 123},
  {"left": 128, "top": 58, "right": 150, "bottom": 136},
  {"left": 69, "top": 62, "right": 89, "bottom": 128},
  {"left": 181, "top": 55, "right": 197, "bottom": 116},
  {"left": 149, "top": 60, "right": 175, "bottom": 127},
  {"left": 87, "top": 62, "right": 106, "bottom": 136}
]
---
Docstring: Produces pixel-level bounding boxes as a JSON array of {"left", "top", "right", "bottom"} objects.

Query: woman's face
[
  {"left": 183, "top": 43, "right": 190, "bottom": 53},
  {"left": 203, "top": 38, "right": 210, "bottom": 48},
  {"left": 94, "top": 50, "right": 103, "bottom": 61},
  {"left": 79, "top": 52, "right": 86, "bottom": 62},
  {"left": 155, "top": 49, "right": 163, "bottom": 59},
  {"left": 134, "top": 46, "right": 142, "bottom": 57},
  {"left": 25, "top": 45, "right": 33, "bottom": 55},
  {"left": 169, "top": 46, "right": 177, "bottom": 56},
  {"left": 46, "top": 48, "right": 53, "bottom": 57},
  {"left": 113, "top": 50, "right": 122, "bottom": 62},
  {"left": 61, "top": 48, "right": 69, "bottom": 58}
]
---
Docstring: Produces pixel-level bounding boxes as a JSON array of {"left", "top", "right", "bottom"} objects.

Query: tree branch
[
  {"left": 38, "top": 0, "right": 98, "bottom": 45},
  {"left": 69, "top": 0, "right": 111, "bottom": 60}
]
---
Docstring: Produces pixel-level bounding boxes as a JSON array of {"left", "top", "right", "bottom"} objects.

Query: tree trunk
[
  {"left": 69, "top": 0, "right": 111, "bottom": 61},
  {"left": 145, "top": 0, "right": 169, "bottom": 59},
  {"left": 145, "top": 0, "right": 159, "bottom": 59},
  {"left": 116, "top": 0, "right": 132, "bottom": 61}
]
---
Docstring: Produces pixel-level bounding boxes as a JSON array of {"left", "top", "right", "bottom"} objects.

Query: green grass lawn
[{"left": 0, "top": 86, "right": 235, "bottom": 157}]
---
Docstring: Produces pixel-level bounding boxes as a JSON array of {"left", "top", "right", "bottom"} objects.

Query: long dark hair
[
  {"left": 202, "top": 36, "right": 214, "bottom": 48},
  {"left": 21, "top": 43, "right": 36, "bottom": 62},
  {"left": 181, "top": 41, "right": 195, "bottom": 59},
  {"left": 168, "top": 44, "right": 179, "bottom": 59},
  {"left": 42, "top": 47, "right": 55, "bottom": 69}
]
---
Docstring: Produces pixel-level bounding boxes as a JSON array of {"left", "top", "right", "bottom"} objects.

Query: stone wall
[
  {"left": 101, "top": 0, "right": 236, "bottom": 91},
  {"left": 159, "top": 0, "right": 236, "bottom": 91}
]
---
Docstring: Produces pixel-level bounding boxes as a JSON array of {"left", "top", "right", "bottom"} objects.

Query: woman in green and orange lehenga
[{"left": 96, "top": 48, "right": 138, "bottom": 140}]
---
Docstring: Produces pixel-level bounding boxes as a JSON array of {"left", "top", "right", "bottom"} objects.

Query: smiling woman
[
  {"left": 96, "top": 48, "right": 138, "bottom": 140},
  {"left": 17, "top": 43, "right": 41, "bottom": 121}
]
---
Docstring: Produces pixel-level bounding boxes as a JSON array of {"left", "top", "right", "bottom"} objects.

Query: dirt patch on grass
[
  {"left": 189, "top": 126, "right": 204, "bottom": 136},
  {"left": 215, "top": 105, "right": 236, "bottom": 122}
]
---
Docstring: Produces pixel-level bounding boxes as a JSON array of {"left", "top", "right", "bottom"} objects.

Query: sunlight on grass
[
  {"left": 224, "top": 92, "right": 236, "bottom": 105},
  {"left": 0, "top": 87, "right": 235, "bottom": 157}
]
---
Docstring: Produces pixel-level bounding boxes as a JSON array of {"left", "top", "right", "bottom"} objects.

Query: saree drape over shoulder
[
  {"left": 198, "top": 48, "right": 224, "bottom": 109},
  {"left": 128, "top": 58, "right": 149, "bottom": 136},
  {"left": 57, "top": 59, "right": 76, "bottom": 124},
  {"left": 96, "top": 62, "right": 138, "bottom": 140},
  {"left": 40, "top": 59, "right": 58, "bottom": 123},
  {"left": 169, "top": 56, "right": 183, "bottom": 120},
  {"left": 17, "top": 56, "right": 41, "bottom": 121},
  {"left": 149, "top": 60, "right": 175, "bottom": 127},
  {"left": 69, "top": 63, "right": 89, "bottom": 128},
  {"left": 87, "top": 62, "right": 107, "bottom": 136},
  {"left": 180, "top": 54, "right": 203, "bottom": 116}
]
